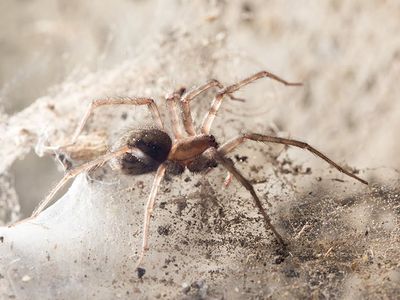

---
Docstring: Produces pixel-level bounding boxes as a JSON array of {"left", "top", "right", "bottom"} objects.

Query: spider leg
[
  {"left": 180, "top": 80, "right": 224, "bottom": 136},
  {"left": 166, "top": 88, "right": 186, "bottom": 140},
  {"left": 9, "top": 145, "right": 132, "bottom": 227},
  {"left": 43, "top": 97, "right": 164, "bottom": 152},
  {"left": 201, "top": 70, "right": 302, "bottom": 134},
  {"left": 180, "top": 80, "right": 245, "bottom": 136},
  {"left": 32, "top": 146, "right": 132, "bottom": 217},
  {"left": 135, "top": 163, "right": 166, "bottom": 270},
  {"left": 209, "top": 148, "right": 285, "bottom": 245},
  {"left": 219, "top": 133, "right": 368, "bottom": 185}
]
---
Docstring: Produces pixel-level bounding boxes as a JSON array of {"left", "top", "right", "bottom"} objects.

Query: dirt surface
[{"left": 0, "top": 1, "right": 399, "bottom": 299}]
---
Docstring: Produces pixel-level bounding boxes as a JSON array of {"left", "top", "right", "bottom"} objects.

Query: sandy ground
[{"left": 0, "top": 1, "right": 399, "bottom": 299}]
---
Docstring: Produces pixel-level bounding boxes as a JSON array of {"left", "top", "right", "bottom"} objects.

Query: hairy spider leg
[
  {"left": 9, "top": 145, "right": 133, "bottom": 228},
  {"left": 31, "top": 145, "right": 134, "bottom": 218},
  {"left": 219, "top": 133, "right": 368, "bottom": 185},
  {"left": 200, "top": 70, "right": 302, "bottom": 135},
  {"left": 166, "top": 88, "right": 186, "bottom": 140},
  {"left": 135, "top": 163, "right": 166, "bottom": 269},
  {"left": 209, "top": 148, "right": 285, "bottom": 245},
  {"left": 180, "top": 79, "right": 224, "bottom": 136},
  {"left": 43, "top": 97, "right": 164, "bottom": 152},
  {"left": 180, "top": 80, "right": 245, "bottom": 136}
]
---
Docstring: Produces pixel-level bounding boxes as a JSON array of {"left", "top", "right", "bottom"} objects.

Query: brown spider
[{"left": 21, "top": 70, "right": 368, "bottom": 271}]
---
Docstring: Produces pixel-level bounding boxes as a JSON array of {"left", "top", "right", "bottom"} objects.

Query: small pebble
[
  {"left": 137, "top": 267, "right": 146, "bottom": 279},
  {"left": 182, "top": 282, "right": 190, "bottom": 294}
]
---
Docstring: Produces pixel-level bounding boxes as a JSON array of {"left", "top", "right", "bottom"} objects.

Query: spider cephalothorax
[{"left": 20, "top": 70, "right": 368, "bottom": 273}]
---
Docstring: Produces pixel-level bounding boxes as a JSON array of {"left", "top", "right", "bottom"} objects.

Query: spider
[{"left": 21, "top": 70, "right": 368, "bottom": 271}]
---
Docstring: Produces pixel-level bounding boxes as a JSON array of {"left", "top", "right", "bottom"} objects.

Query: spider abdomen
[{"left": 114, "top": 128, "right": 172, "bottom": 175}]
